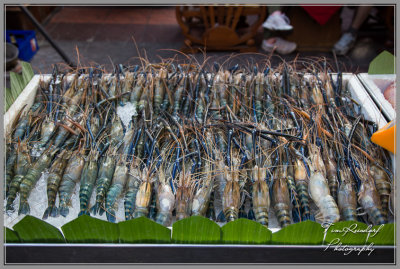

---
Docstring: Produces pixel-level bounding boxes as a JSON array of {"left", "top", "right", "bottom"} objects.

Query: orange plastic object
[{"left": 371, "top": 121, "right": 396, "bottom": 153}]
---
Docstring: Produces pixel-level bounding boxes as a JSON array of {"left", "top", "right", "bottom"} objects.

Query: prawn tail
[
  {"left": 216, "top": 211, "right": 226, "bottom": 222},
  {"left": 89, "top": 204, "right": 98, "bottom": 215},
  {"left": 5, "top": 200, "right": 15, "bottom": 212},
  {"left": 98, "top": 207, "right": 106, "bottom": 216},
  {"left": 369, "top": 207, "right": 386, "bottom": 225},
  {"left": 155, "top": 212, "right": 171, "bottom": 227},
  {"left": 59, "top": 205, "right": 69, "bottom": 217},
  {"left": 254, "top": 208, "right": 269, "bottom": 227},
  {"left": 106, "top": 209, "right": 116, "bottom": 223},
  {"left": 238, "top": 203, "right": 247, "bottom": 219},
  {"left": 292, "top": 208, "right": 301, "bottom": 223},
  {"left": 18, "top": 201, "right": 30, "bottom": 215},
  {"left": 124, "top": 199, "right": 135, "bottom": 220},
  {"left": 275, "top": 206, "right": 291, "bottom": 228},
  {"left": 247, "top": 208, "right": 255, "bottom": 221},
  {"left": 42, "top": 206, "right": 59, "bottom": 219}
]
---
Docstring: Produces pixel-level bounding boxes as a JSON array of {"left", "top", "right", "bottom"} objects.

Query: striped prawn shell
[
  {"left": 370, "top": 165, "right": 391, "bottom": 221},
  {"left": 172, "top": 78, "right": 185, "bottom": 118},
  {"left": 79, "top": 159, "right": 98, "bottom": 216},
  {"left": 191, "top": 161, "right": 213, "bottom": 217},
  {"left": 94, "top": 156, "right": 116, "bottom": 212},
  {"left": 309, "top": 171, "right": 340, "bottom": 224},
  {"left": 155, "top": 182, "right": 175, "bottom": 226},
  {"left": 45, "top": 174, "right": 62, "bottom": 211},
  {"left": 45, "top": 153, "right": 69, "bottom": 212},
  {"left": 358, "top": 179, "right": 386, "bottom": 225},
  {"left": 130, "top": 73, "right": 145, "bottom": 103},
  {"left": 337, "top": 167, "right": 357, "bottom": 222},
  {"left": 13, "top": 114, "right": 30, "bottom": 141},
  {"left": 6, "top": 147, "right": 31, "bottom": 210},
  {"left": 323, "top": 149, "right": 338, "bottom": 203},
  {"left": 39, "top": 118, "right": 56, "bottom": 147},
  {"left": 124, "top": 172, "right": 141, "bottom": 220},
  {"left": 254, "top": 73, "right": 264, "bottom": 122},
  {"left": 175, "top": 185, "right": 192, "bottom": 221},
  {"left": 58, "top": 153, "right": 85, "bottom": 216},
  {"left": 191, "top": 183, "right": 213, "bottom": 217},
  {"left": 18, "top": 148, "right": 55, "bottom": 215},
  {"left": 133, "top": 178, "right": 152, "bottom": 219},
  {"left": 206, "top": 191, "right": 215, "bottom": 220},
  {"left": 153, "top": 69, "right": 166, "bottom": 115},
  {"left": 121, "top": 72, "right": 134, "bottom": 103},
  {"left": 294, "top": 158, "right": 311, "bottom": 219},
  {"left": 272, "top": 176, "right": 291, "bottom": 228},
  {"left": 105, "top": 164, "right": 128, "bottom": 222},
  {"left": 5, "top": 149, "right": 17, "bottom": 196},
  {"left": 6, "top": 175, "right": 24, "bottom": 211},
  {"left": 287, "top": 163, "right": 301, "bottom": 221},
  {"left": 251, "top": 165, "right": 270, "bottom": 227},
  {"left": 222, "top": 168, "right": 240, "bottom": 223}
]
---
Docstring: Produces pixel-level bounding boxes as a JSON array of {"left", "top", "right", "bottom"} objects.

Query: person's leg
[
  {"left": 351, "top": 5, "right": 373, "bottom": 30},
  {"left": 261, "top": 37, "right": 297, "bottom": 55},
  {"left": 333, "top": 5, "right": 373, "bottom": 55},
  {"left": 262, "top": 5, "right": 296, "bottom": 54},
  {"left": 263, "top": 6, "right": 292, "bottom": 31}
]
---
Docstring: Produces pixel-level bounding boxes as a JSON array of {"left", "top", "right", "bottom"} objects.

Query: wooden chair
[{"left": 176, "top": 5, "right": 267, "bottom": 53}]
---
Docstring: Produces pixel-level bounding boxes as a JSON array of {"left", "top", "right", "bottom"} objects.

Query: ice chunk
[{"left": 117, "top": 102, "right": 136, "bottom": 129}]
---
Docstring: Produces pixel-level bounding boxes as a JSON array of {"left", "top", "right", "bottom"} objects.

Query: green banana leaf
[
  {"left": 5, "top": 215, "right": 395, "bottom": 245},
  {"left": 221, "top": 218, "right": 272, "bottom": 244},
  {"left": 368, "top": 50, "right": 395, "bottom": 74},
  {"left": 9, "top": 72, "right": 24, "bottom": 100},
  {"left": 172, "top": 216, "right": 221, "bottom": 244},
  {"left": 21, "top": 61, "right": 34, "bottom": 86},
  {"left": 61, "top": 215, "right": 119, "bottom": 243},
  {"left": 118, "top": 217, "right": 171, "bottom": 243},
  {"left": 366, "top": 223, "right": 395, "bottom": 245},
  {"left": 271, "top": 220, "right": 324, "bottom": 245},
  {"left": 12, "top": 215, "right": 65, "bottom": 243},
  {"left": 7, "top": 62, "right": 35, "bottom": 112},
  {"left": 5, "top": 227, "right": 20, "bottom": 243},
  {"left": 5, "top": 88, "right": 13, "bottom": 112},
  {"left": 323, "top": 221, "right": 369, "bottom": 245}
]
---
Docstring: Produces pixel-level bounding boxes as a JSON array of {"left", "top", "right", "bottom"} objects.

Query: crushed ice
[
  {"left": 4, "top": 170, "right": 127, "bottom": 229},
  {"left": 4, "top": 106, "right": 137, "bottom": 230},
  {"left": 117, "top": 102, "right": 136, "bottom": 130}
]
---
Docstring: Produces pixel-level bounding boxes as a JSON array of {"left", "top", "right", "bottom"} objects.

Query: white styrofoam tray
[
  {"left": 4, "top": 75, "right": 51, "bottom": 137},
  {"left": 343, "top": 73, "right": 388, "bottom": 129},
  {"left": 345, "top": 74, "right": 394, "bottom": 170},
  {"left": 357, "top": 73, "right": 396, "bottom": 122}
]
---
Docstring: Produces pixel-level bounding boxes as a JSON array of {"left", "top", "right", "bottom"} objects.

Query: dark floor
[{"left": 28, "top": 6, "right": 394, "bottom": 74}]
